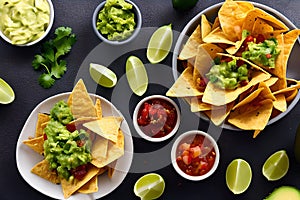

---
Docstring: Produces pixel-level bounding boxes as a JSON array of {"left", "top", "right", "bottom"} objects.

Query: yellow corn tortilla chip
[
  {"left": 211, "top": 16, "right": 220, "bottom": 30},
  {"left": 35, "top": 113, "right": 50, "bottom": 137},
  {"left": 273, "top": 94, "right": 287, "bottom": 112},
  {"left": 190, "top": 96, "right": 228, "bottom": 112},
  {"left": 218, "top": 0, "right": 255, "bottom": 41},
  {"left": 264, "top": 77, "right": 278, "bottom": 87},
  {"left": 178, "top": 25, "right": 203, "bottom": 60},
  {"left": 60, "top": 164, "right": 100, "bottom": 199},
  {"left": 69, "top": 79, "right": 97, "bottom": 119},
  {"left": 203, "top": 27, "right": 236, "bottom": 45},
  {"left": 285, "top": 88, "right": 298, "bottom": 103},
  {"left": 201, "top": 14, "right": 212, "bottom": 39},
  {"left": 23, "top": 135, "right": 44, "bottom": 155},
  {"left": 83, "top": 116, "right": 123, "bottom": 143},
  {"left": 77, "top": 175, "right": 98, "bottom": 194},
  {"left": 202, "top": 70, "right": 271, "bottom": 106},
  {"left": 228, "top": 99, "right": 274, "bottom": 130},
  {"left": 31, "top": 159, "right": 60, "bottom": 184},
  {"left": 95, "top": 98, "right": 103, "bottom": 119},
  {"left": 91, "top": 130, "right": 124, "bottom": 168},
  {"left": 166, "top": 66, "right": 203, "bottom": 97},
  {"left": 203, "top": 101, "right": 235, "bottom": 126},
  {"left": 92, "top": 135, "right": 109, "bottom": 159},
  {"left": 232, "top": 87, "right": 264, "bottom": 110},
  {"left": 252, "top": 18, "right": 274, "bottom": 37},
  {"left": 253, "top": 130, "right": 262, "bottom": 138}
]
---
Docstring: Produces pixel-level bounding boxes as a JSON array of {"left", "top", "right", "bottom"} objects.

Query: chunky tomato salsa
[
  {"left": 176, "top": 134, "right": 216, "bottom": 176},
  {"left": 137, "top": 98, "right": 178, "bottom": 138}
]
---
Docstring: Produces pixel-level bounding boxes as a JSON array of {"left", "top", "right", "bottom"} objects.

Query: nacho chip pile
[
  {"left": 23, "top": 79, "right": 125, "bottom": 198},
  {"left": 167, "top": 0, "right": 300, "bottom": 137}
]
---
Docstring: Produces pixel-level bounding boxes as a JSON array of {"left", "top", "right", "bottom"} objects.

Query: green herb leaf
[{"left": 38, "top": 73, "right": 55, "bottom": 89}]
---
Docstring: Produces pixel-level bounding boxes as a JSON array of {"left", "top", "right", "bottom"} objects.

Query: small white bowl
[
  {"left": 133, "top": 95, "right": 180, "bottom": 142},
  {"left": 0, "top": 0, "right": 54, "bottom": 46},
  {"left": 171, "top": 130, "right": 220, "bottom": 181},
  {"left": 92, "top": 0, "right": 142, "bottom": 45}
]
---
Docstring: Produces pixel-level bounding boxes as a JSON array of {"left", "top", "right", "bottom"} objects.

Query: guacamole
[
  {"left": 242, "top": 38, "right": 280, "bottom": 68},
  {"left": 206, "top": 58, "right": 249, "bottom": 89},
  {"left": 43, "top": 101, "right": 92, "bottom": 181},
  {"left": 96, "top": 0, "right": 136, "bottom": 41}
]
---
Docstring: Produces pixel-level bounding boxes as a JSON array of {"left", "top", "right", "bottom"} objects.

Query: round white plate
[{"left": 16, "top": 92, "right": 134, "bottom": 200}]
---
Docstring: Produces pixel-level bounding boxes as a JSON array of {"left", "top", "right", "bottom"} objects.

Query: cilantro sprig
[{"left": 32, "top": 27, "right": 77, "bottom": 88}]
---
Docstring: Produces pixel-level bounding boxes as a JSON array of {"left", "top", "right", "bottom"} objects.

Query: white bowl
[
  {"left": 0, "top": 0, "right": 54, "bottom": 46},
  {"left": 171, "top": 130, "right": 220, "bottom": 181},
  {"left": 92, "top": 0, "right": 142, "bottom": 45},
  {"left": 133, "top": 95, "right": 180, "bottom": 142}
]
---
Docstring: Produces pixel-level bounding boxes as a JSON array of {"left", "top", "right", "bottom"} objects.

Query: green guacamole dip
[
  {"left": 96, "top": 0, "right": 136, "bottom": 41},
  {"left": 43, "top": 101, "right": 92, "bottom": 181},
  {"left": 242, "top": 38, "right": 280, "bottom": 68},
  {"left": 206, "top": 58, "right": 249, "bottom": 90}
]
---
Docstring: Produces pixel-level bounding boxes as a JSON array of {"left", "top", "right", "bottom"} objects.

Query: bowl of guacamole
[
  {"left": 0, "top": 0, "right": 54, "bottom": 46},
  {"left": 92, "top": 0, "right": 142, "bottom": 45}
]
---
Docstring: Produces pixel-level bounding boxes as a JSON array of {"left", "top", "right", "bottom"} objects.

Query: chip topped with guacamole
[{"left": 96, "top": 0, "right": 136, "bottom": 41}]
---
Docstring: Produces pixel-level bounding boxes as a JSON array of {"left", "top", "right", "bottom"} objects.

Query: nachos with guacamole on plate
[
  {"left": 22, "top": 79, "right": 124, "bottom": 198},
  {"left": 167, "top": 0, "right": 300, "bottom": 137}
]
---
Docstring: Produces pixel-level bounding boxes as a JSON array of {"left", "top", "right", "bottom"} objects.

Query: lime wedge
[
  {"left": 226, "top": 158, "right": 252, "bottom": 194},
  {"left": 146, "top": 24, "right": 173, "bottom": 64},
  {"left": 126, "top": 56, "right": 148, "bottom": 96},
  {"left": 134, "top": 173, "right": 165, "bottom": 200},
  {"left": 262, "top": 150, "right": 289, "bottom": 181},
  {"left": 0, "top": 78, "right": 15, "bottom": 104},
  {"left": 89, "top": 63, "right": 117, "bottom": 88}
]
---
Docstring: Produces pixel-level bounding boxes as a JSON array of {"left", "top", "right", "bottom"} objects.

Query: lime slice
[
  {"left": 134, "top": 173, "right": 165, "bottom": 200},
  {"left": 226, "top": 158, "right": 252, "bottom": 194},
  {"left": 126, "top": 56, "right": 148, "bottom": 96},
  {"left": 89, "top": 63, "right": 117, "bottom": 88},
  {"left": 0, "top": 78, "right": 15, "bottom": 104},
  {"left": 262, "top": 150, "right": 289, "bottom": 181},
  {"left": 146, "top": 24, "right": 173, "bottom": 64}
]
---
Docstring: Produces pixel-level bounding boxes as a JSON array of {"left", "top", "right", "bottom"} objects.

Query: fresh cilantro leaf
[
  {"left": 32, "top": 26, "right": 76, "bottom": 89},
  {"left": 38, "top": 73, "right": 55, "bottom": 89}
]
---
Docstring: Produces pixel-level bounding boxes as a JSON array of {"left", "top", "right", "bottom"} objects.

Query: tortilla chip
[
  {"left": 285, "top": 88, "right": 298, "bottom": 103},
  {"left": 202, "top": 70, "right": 271, "bottom": 106},
  {"left": 273, "top": 94, "right": 287, "bottom": 112},
  {"left": 31, "top": 159, "right": 60, "bottom": 184},
  {"left": 178, "top": 25, "right": 203, "bottom": 60},
  {"left": 35, "top": 113, "right": 50, "bottom": 137},
  {"left": 211, "top": 16, "right": 220, "bottom": 30},
  {"left": 60, "top": 164, "right": 100, "bottom": 199},
  {"left": 95, "top": 98, "right": 103, "bottom": 119},
  {"left": 232, "top": 87, "right": 264, "bottom": 110},
  {"left": 203, "top": 27, "right": 236, "bottom": 45},
  {"left": 107, "top": 160, "right": 117, "bottom": 178},
  {"left": 77, "top": 175, "right": 98, "bottom": 194},
  {"left": 23, "top": 136, "right": 44, "bottom": 155},
  {"left": 204, "top": 102, "right": 235, "bottom": 126},
  {"left": 69, "top": 79, "right": 97, "bottom": 119},
  {"left": 264, "top": 77, "right": 278, "bottom": 87},
  {"left": 91, "top": 130, "right": 124, "bottom": 168},
  {"left": 201, "top": 14, "right": 212, "bottom": 39},
  {"left": 92, "top": 135, "right": 109, "bottom": 159},
  {"left": 228, "top": 99, "right": 274, "bottom": 130},
  {"left": 252, "top": 18, "right": 274, "bottom": 37},
  {"left": 218, "top": 0, "right": 255, "bottom": 41},
  {"left": 166, "top": 66, "right": 203, "bottom": 97},
  {"left": 83, "top": 116, "right": 123, "bottom": 143},
  {"left": 253, "top": 130, "right": 262, "bottom": 138}
]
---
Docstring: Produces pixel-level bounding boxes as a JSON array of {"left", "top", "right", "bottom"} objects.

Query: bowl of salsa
[
  {"left": 133, "top": 95, "right": 180, "bottom": 142},
  {"left": 171, "top": 130, "right": 220, "bottom": 181}
]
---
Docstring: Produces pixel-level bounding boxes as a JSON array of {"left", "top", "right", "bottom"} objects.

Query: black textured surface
[{"left": 1, "top": 0, "right": 300, "bottom": 200}]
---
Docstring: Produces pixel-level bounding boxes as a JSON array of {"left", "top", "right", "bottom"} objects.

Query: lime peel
[
  {"left": 146, "top": 24, "right": 173, "bottom": 64},
  {"left": 0, "top": 78, "right": 15, "bottom": 104},
  {"left": 89, "top": 63, "right": 117, "bottom": 88}
]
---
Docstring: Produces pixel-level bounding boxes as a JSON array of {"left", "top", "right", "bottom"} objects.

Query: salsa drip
[
  {"left": 137, "top": 98, "right": 178, "bottom": 138},
  {"left": 176, "top": 134, "right": 216, "bottom": 176}
]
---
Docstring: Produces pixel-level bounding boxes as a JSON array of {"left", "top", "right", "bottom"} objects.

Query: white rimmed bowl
[
  {"left": 133, "top": 95, "right": 180, "bottom": 142},
  {"left": 92, "top": 0, "right": 142, "bottom": 45},
  {"left": 171, "top": 130, "right": 220, "bottom": 181},
  {"left": 0, "top": 0, "right": 54, "bottom": 46}
]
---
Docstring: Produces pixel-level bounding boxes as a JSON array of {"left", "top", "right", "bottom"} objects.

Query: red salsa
[
  {"left": 176, "top": 134, "right": 216, "bottom": 176},
  {"left": 137, "top": 98, "right": 178, "bottom": 138}
]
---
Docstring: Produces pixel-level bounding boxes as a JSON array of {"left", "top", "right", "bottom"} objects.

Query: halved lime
[
  {"left": 146, "top": 24, "right": 173, "bottom": 64},
  {"left": 226, "top": 158, "right": 252, "bottom": 194},
  {"left": 126, "top": 56, "right": 148, "bottom": 96},
  {"left": 0, "top": 78, "right": 15, "bottom": 104},
  {"left": 262, "top": 150, "right": 289, "bottom": 181},
  {"left": 89, "top": 63, "right": 117, "bottom": 88},
  {"left": 134, "top": 173, "right": 165, "bottom": 200}
]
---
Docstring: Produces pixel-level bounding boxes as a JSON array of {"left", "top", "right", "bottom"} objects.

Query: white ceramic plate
[
  {"left": 172, "top": 2, "right": 300, "bottom": 130},
  {"left": 16, "top": 92, "right": 134, "bottom": 200}
]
